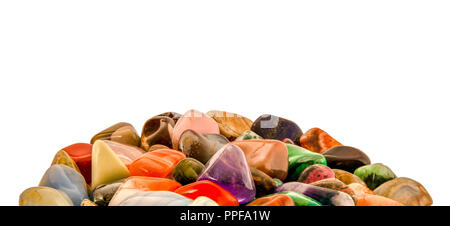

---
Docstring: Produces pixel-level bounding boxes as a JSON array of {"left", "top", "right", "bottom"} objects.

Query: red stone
[
  {"left": 129, "top": 149, "right": 186, "bottom": 178},
  {"left": 174, "top": 180, "right": 239, "bottom": 206},
  {"left": 118, "top": 176, "right": 182, "bottom": 192},
  {"left": 62, "top": 143, "right": 92, "bottom": 184}
]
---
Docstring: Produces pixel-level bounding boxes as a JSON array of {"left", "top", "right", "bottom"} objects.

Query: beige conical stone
[
  {"left": 19, "top": 186, "right": 73, "bottom": 206},
  {"left": 91, "top": 140, "right": 130, "bottom": 189},
  {"left": 51, "top": 150, "right": 81, "bottom": 174}
]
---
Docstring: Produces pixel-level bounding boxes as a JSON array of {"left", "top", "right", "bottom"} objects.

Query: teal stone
[
  {"left": 285, "top": 144, "right": 327, "bottom": 181},
  {"left": 354, "top": 163, "right": 397, "bottom": 190}
]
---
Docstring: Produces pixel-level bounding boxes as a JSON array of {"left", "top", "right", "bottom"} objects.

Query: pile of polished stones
[{"left": 19, "top": 110, "right": 433, "bottom": 206}]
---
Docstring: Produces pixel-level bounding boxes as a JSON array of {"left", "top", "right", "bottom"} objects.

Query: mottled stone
[
  {"left": 198, "top": 144, "right": 255, "bottom": 204},
  {"left": 172, "top": 158, "right": 205, "bottom": 185},
  {"left": 286, "top": 144, "right": 327, "bottom": 181},
  {"left": 322, "top": 145, "right": 371, "bottom": 173},
  {"left": 90, "top": 122, "right": 141, "bottom": 147},
  {"left": 275, "top": 191, "right": 322, "bottom": 206},
  {"left": 251, "top": 167, "right": 277, "bottom": 197},
  {"left": 158, "top": 112, "right": 182, "bottom": 124},
  {"left": 297, "top": 164, "right": 335, "bottom": 184},
  {"left": 348, "top": 183, "right": 375, "bottom": 201},
  {"left": 247, "top": 194, "right": 296, "bottom": 206},
  {"left": 251, "top": 114, "right": 303, "bottom": 144},
  {"left": 51, "top": 150, "right": 81, "bottom": 174},
  {"left": 374, "top": 177, "right": 432, "bottom": 206},
  {"left": 275, "top": 182, "right": 355, "bottom": 206},
  {"left": 141, "top": 116, "right": 175, "bottom": 151},
  {"left": 91, "top": 179, "right": 124, "bottom": 206},
  {"left": 172, "top": 109, "right": 220, "bottom": 150},
  {"left": 207, "top": 110, "right": 253, "bottom": 141},
  {"left": 175, "top": 180, "right": 239, "bottom": 206},
  {"left": 235, "top": 130, "right": 263, "bottom": 141},
  {"left": 128, "top": 149, "right": 186, "bottom": 178},
  {"left": 299, "top": 128, "right": 342, "bottom": 153},
  {"left": 333, "top": 169, "right": 366, "bottom": 186},
  {"left": 81, "top": 199, "right": 97, "bottom": 206},
  {"left": 118, "top": 191, "right": 192, "bottom": 206},
  {"left": 102, "top": 140, "right": 145, "bottom": 167},
  {"left": 19, "top": 186, "right": 73, "bottom": 206},
  {"left": 232, "top": 140, "right": 289, "bottom": 181},
  {"left": 310, "top": 178, "right": 356, "bottom": 202},
  {"left": 356, "top": 194, "right": 404, "bottom": 206},
  {"left": 189, "top": 196, "right": 219, "bottom": 206},
  {"left": 39, "top": 164, "right": 89, "bottom": 206},
  {"left": 354, "top": 163, "right": 396, "bottom": 190},
  {"left": 62, "top": 143, "right": 92, "bottom": 184},
  {"left": 91, "top": 140, "right": 130, "bottom": 189},
  {"left": 179, "top": 129, "right": 229, "bottom": 164}
]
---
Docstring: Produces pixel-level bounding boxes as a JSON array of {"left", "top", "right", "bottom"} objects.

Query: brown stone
[
  {"left": 374, "top": 177, "right": 433, "bottom": 206},
  {"left": 207, "top": 110, "right": 253, "bottom": 141},
  {"left": 300, "top": 127, "right": 342, "bottom": 153},
  {"left": 333, "top": 169, "right": 366, "bottom": 186},
  {"left": 140, "top": 116, "right": 175, "bottom": 151},
  {"left": 91, "top": 122, "right": 140, "bottom": 147}
]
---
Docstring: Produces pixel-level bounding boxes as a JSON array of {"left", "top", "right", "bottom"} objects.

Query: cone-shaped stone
[
  {"left": 198, "top": 144, "right": 256, "bottom": 204},
  {"left": 374, "top": 177, "right": 432, "bottom": 206},
  {"left": 19, "top": 186, "right": 73, "bottom": 206},
  {"left": 91, "top": 140, "right": 130, "bottom": 189},
  {"left": 118, "top": 191, "right": 192, "bottom": 206},
  {"left": 102, "top": 140, "right": 145, "bottom": 167}
]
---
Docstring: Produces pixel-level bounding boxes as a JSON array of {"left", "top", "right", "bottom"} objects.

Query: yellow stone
[
  {"left": 51, "top": 150, "right": 81, "bottom": 174},
  {"left": 19, "top": 186, "right": 73, "bottom": 206}
]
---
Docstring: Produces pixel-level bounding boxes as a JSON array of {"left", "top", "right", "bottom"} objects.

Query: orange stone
[
  {"left": 299, "top": 128, "right": 342, "bottom": 153},
  {"left": 118, "top": 176, "right": 181, "bottom": 192},
  {"left": 128, "top": 149, "right": 186, "bottom": 178},
  {"left": 62, "top": 143, "right": 93, "bottom": 184},
  {"left": 356, "top": 194, "right": 404, "bottom": 206},
  {"left": 247, "top": 194, "right": 295, "bottom": 206},
  {"left": 174, "top": 180, "right": 239, "bottom": 206}
]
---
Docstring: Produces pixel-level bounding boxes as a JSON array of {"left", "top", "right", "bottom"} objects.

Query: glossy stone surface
[
  {"left": 81, "top": 199, "right": 97, "bottom": 206},
  {"left": 179, "top": 129, "right": 229, "bottom": 164},
  {"left": 172, "top": 158, "right": 205, "bottom": 185},
  {"left": 374, "top": 177, "right": 433, "bottom": 206},
  {"left": 91, "top": 140, "right": 130, "bottom": 189},
  {"left": 19, "top": 186, "right": 73, "bottom": 206},
  {"left": 235, "top": 130, "right": 263, "bottom": 141},
  {"left": 333, "top": 169, "right": 366, "bottom": 186},
  {"left": 354, "top": 163, "right": 396, "bottom": 190},
  {"left": 91, "top": 179, "right": 124, "bottom": 206},
  {"left": 90, "top": 122, "right": 141, "bottom": 147},
  {"left": 273, "top": 178, "right": 283, "bottom": 187},
  {"left": 299, "top": 128, "right": 342, "bottom": 153},
  {"left": 247, "top": 194, "right": 295, "bottom": 206},
  {"left": 322, "top": 146, "right": 371, "bottom": 173},
  {"left": 39, "top": 164, "right": 89, "bottom": 206},
  {"left": 251, "top": 114, "right": 303, "bottom": 144},
  {"left": 275, "top": 182, "right": 354, "bottom": 206},
  {"left": 232, "top": 140, "right": 289, "bottom": 181},
  {"left": 128, "top": 149, "right": 186, "bottom": 178},
  {"left": 297, "top": 164, "right": 335, "bottom": 184},
  {"left": 141, "top": 116, "right": 175, "bottom": 151},
  {"left": 158, "top": 112, "right": 182, "bottom": 124},
  {"left": 189, "top": 196, "right": 219, "bottom": 206},
  {"left": 148, "top": 144, "right": 170, "bottom": 152},
  {"left": 286, "top": 144, "right": 327, "bottom": 181},
  {"left": 276, "top": 191, "right": 322, "bottom": 206},
  {"left": 198, "top": 144, "right": 255, "bottom": 204},
  {"left": 118, "top": 191, "right": 192, "bottom": 206},
  {"left": 62, "top": 143, "right": 92, "bottom": 184},
  {"left": 102, "top": 140, "right": 145, "bottom": 167},
  {"left": 175, "top": 180, "right": 239, "bottom": 206},
  {"left": 348, "top": 183, "right": 375, "bottom": 201},
  {"left": 251, "top": 167, "right": 276, "bottom": 197},
  {"left": 310, "top": 178, "right": 356, "bottom": 202},
  {"left": 356, "top": 194, "right": 404, "bottom": 206},
  {"left": 207, "top": 110, "right": 253, "bottom": 141},
  {"left": 51, "top": 150, "right": 81, "bottom": 174},
  {"left": 172, "top": 109, "right": 220, "bottom": 150}
]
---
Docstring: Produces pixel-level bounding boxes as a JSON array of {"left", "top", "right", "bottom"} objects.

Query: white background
[{"left": 1, "top": 1, "right": 449, "bottom": 206}]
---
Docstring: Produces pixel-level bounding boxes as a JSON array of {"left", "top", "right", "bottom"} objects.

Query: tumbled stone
[
  {"left": 39, "top": 164, "right": 89, "bottom": 206},
  {"left": 172, "top": 158, "right": 205, "bottom": 185},
  {"left": 51, "top": 150, "right": 81, "bottom": 174},
  {"left": 275, "top": 191, "right": 322, "bottom": 206},
  {"left": 175, "top": 180, "right": 239, "bottom": 206},
  {"left": 141, "top": 116, "right": 175, "bottom": 151},
  {"left": 286, "top": 144, "right": 327, "bottom": 181},
  {"left": 275, "top": 182, "right": 354, "bottom": 206},
  {"left": 347, "top": 183, "right": 375, "bottom": 201},
  {"left": 356, "top": 194, "right": 404, "bottom": 206},
  {"left": 251, "top": 114, "right": 303, "bottom": 144},
  {"left": 148, "top": 144, "right": 170, "bottom": 152},
  {"left": 62, "top": 143, "right": 92, "bottom": 184},
  {"left": 179, "top": 129, "right": 229, "bottom": 164},
  {"left": 91, "top": 179, "right": 124, "bottom": 206},
  {"left": 189, "top": 196, "right": 219, "bottom": 206},
  {"left": 90, "top": 122, "right": 141, "bottom": 147},
  {"left": 198, "top": 144, "right": 255, "bottom": 204},
  {"left": 91, "top": 140, "right": 130, "bottom": 189},
  {"left": 247, "top": 194, "right": 295, "bottom": 206},
  {"left": 207, "top": 110, "right": 253, "bottom": 141},
  {"left": 118, "top": 191, "right": 193, "bottom": 206},
  {"left": 235, "top": 130, "right": 263, "bottom": 141},
  {"left": 310, "top": 178, "right": 356, "bottom": 202},
  {"left": 128, "top": 149, "right": 185, "bottom": 178},
  {"left": 297, "top": 164, "right": 335, "bottom": 184},
  {"left": 158, "top": 112, "right": 182, "bottom": 124},
  {"left": 299, "top": 128, "right": 342, "bottom": 153},
  {"left": 251, "top": 167, "right": 277, "bottom": 197},
  {"left": 273, "top": 178, "right": 283, "bottom": 187},
  {"left": 282, "top": 138, "right": 295, "bottom": 144},
  {"left": 172, "top": 109, "right": 220, "bottom": 150},
  {"left": 232, "top": 140, "right": 289, "bottom": 181},
  {"left": 333, "top": 169, "right": 366, "bottom": 186},
  {"left": 81, "top": 199, "right": 97, "bottom": 206},
  {"left": 322, "top": 145, "right": 371, "bottom": 173},
  {"left": 374, "top": 177, "right": 433, "bottom": 206},
  {"left": 102, "top": 140, "right": 145, "bottom": 167},
  {"left": 354, "top": 163, "right": 396, "bottom": 190},
  {"left": 19, "top": 186, "right": 73, "bottom": 206}
]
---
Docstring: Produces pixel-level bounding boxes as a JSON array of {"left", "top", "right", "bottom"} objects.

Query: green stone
[
  {"left": 235, "top": 130, "right": 263, "bottom": 141},
  {"left": 273, "top": 178, "right": 283, "bottom": 187},
  {"left": 354, "top": 163, "right": 396, "bottom": 190},
  {"left": 274, "top": 191, "right": 322, "bottom": 206},
  {"left": 172, "top": 158, "right": 205, "bottom": 185},
  {"left": 285, "top": 144, "right": 327, "bottom": 181}
]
